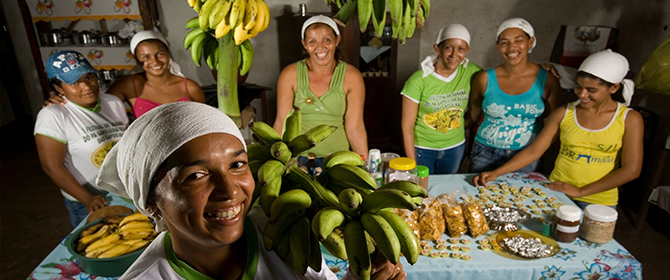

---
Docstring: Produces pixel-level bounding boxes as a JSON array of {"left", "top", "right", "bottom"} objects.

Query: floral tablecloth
[
  {"left": 29, "top": 173, "right": 641, "bottom": 280},
  {"left": 322, "top": 173, "right": 642, "bottom": 280}
]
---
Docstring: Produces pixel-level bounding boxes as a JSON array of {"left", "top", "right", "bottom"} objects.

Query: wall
[{"left": 5, "top": 1, "right": 670, "bottom": 180}]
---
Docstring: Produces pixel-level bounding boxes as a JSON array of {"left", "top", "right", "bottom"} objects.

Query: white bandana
[
  {"left": 578, "top": 49, "right": 635, "bottom": 106},
  {"left": 96, "top": 102, "right": 245, "bottom": 231}
]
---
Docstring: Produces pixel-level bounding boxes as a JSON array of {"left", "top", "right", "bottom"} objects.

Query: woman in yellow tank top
[{"left": 474, "top": 50, "right": 644, "bottom": 208}]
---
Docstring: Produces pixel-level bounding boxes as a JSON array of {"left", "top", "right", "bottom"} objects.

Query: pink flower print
[{"left": 54, "top": 261, "right": 82, "bottom": 276}]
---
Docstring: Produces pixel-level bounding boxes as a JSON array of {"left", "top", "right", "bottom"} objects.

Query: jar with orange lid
[{"left": 384, "top": 157, "right": 418, "bottom": 184}]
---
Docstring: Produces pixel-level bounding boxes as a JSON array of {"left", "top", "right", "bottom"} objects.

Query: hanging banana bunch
[
  {"left": 183, "top": 0, "right": 270, "bottom": 127},
  {"left": 248, "top": 114, "right": 426, "bottom": 280},
  {"left": 329, "top": 0, "right": 430, "bottom": 44}
]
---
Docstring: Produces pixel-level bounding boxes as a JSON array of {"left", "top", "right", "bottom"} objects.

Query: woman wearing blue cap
[
  {"left": 34, "top": 50, "right": 128, "bottom": 227},
  {"left": 273, "top": 15, "right": 368, "bottom": 165}
]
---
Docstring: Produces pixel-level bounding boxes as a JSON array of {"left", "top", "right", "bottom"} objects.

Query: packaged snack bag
[
  {"left": 461, "top": 194, "right": 489, "bottom": 238},
  {"left": 437, "top": 193, "right": 467, "bottom": 238},
  {"left": 394, "top": 208, "right": 420, "bottom": 238},
  {"left": 417, "top": 196, "right": 445, "bottom": 241}
]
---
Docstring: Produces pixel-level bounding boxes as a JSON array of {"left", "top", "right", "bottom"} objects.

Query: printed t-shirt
[
  {"left": 475, "top": 68, "right": 547, "bottom": 149},
  {"left": 34, "top": 93, "right": 128, "bottom": 201},
  {"left": 402, "top": 63, "right": 482, "bottom": 150},
  {"left": 550, "top": 102, "right": 630, "bottom": 206}
]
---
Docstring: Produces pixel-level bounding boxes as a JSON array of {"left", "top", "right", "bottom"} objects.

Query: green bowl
[{"left": 65, "top": 218, "right": 148, "bottom": 277}]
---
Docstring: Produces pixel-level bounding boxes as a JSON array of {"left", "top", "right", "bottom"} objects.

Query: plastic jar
[
  {"left": 416, "top": 165, "right": 429, "bottom": 190},
  {"left": 553, "top": 205, "right": 582, "bottom": 243},
  {"left": 384, "top": 157, "right": 418, "bottom": 184},
  {"left": 581, "top": 205, "right": 618, "bottom": 244}
]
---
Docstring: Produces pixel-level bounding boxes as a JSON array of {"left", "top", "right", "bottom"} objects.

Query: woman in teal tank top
[
  {"left": 273, "top": 15, "right": 368, "bottom": 164},
  {"left": 468, "top": 18, "right": 561, "bottom": 173}
]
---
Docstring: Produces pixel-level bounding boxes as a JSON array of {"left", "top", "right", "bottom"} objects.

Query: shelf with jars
[{"left": 19, "top": 0, "right": 159, "bottom": 98}]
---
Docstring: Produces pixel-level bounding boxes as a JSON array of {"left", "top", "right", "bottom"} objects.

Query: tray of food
[
  {"left": 483, "top": 206, "right": 531, "bottom": 231},
  {"left": 493, "top": 230, "right": 560, "bottom": 259}
]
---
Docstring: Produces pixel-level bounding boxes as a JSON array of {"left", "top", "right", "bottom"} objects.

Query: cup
[{"left": 367, "top": 149, "right": 381, "bottom": 173}]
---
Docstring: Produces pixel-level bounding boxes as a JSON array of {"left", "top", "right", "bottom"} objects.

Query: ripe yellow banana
[
  {"left": 243, "top": 0, "right": 258, "bottom": 30},
  {"left": 233, "top": 22, "right": 248, "bottom": 45},
  {"left": 119, "top": 221, "right": 154, "bottom": 232},
  {"left": 79, "top": 224, "right": 111, "bottom": 245},
  {"left": 80, "top": 223, "right": 104, "bottom": 237},
  {"left": 97, "top": 244, "right": 131, "bottom": 258},
  {"left": 119, "top": 213, "right": 150, "bottom": 228},
  {"left": 209, "top": 0, "right": 232, "bottom": 29},
  {"left": 120, "top": 228, "right": 156, "bottom": 240},
  {"left": 228, "top": 0, "right": 246, "bottom": 28},
  {"left": 85, "top": 233, "right": 121, "bottom": 254},
  {"left": 125, "top": 239, "right": 152, "bottom": 253},
  {"left": 258, "top": 0, "right": 270, "bottom": 31},
  {"left": 215, "top": 18, "right": 232, "bottom": 38},
  {"left": 84, "top": 242, "right": 118, "bottom": 258}
]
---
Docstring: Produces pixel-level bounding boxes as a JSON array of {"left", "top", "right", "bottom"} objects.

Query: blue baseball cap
[{"left": 46, "top": 50, "right": 98, "bottom": 85}]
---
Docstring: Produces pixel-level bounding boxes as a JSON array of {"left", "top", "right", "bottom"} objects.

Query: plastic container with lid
[
  {"left": 416, "top": 165, "right": 429, "bottom": 190},
  {"left": 384, "top": 157, "right": 418, "bottom": 184},
  {"left": 581, "top": 205, "right": 618, "bottom": 244},
  {"left": 553, "top": 205, "right": 582, "bottom": 243}
]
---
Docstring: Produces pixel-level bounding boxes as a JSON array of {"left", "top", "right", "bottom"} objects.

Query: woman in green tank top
[{"left": 273, "top": 15, "right": 368, "bottom": 164}]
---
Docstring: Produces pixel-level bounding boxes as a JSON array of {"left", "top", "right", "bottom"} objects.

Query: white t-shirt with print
[
  {"left": 34, "top": 93, "right": 128, "bottom": 201},
  {"left": 120, "top": 207, "right": 339, "bottom": 280}
]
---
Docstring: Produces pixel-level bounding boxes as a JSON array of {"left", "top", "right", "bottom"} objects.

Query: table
[
  {"left": 29, "top": 194, "right": 134, "bottom": 280},
  {"left": 30, "top": 173, "right": 642, "bottom": 280},
  {"left": 322, "top": 173, "right": 642, "bottom": 280}
]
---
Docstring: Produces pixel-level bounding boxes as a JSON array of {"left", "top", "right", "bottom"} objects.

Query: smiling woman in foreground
[{"left": 96, "top": 102, "right": 405, "bottom": 280}]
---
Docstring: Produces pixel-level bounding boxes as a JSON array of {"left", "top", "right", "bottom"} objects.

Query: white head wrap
[
  {"left": 578, "top": 49, "right": 635, "bottom": 106},
  {"left": 129, "top": 30, "right": 184, "bottom": 77},
  {"left": 301, "top": 15, "right": 340, "bottom": 39},
  {"left": 96, "top": 102, "right": 246, "bottom": 231},
  {"left": 421, "top": 24, "right": 471, "bottom": 78},
  {"left": 496, "top": 18, "right": 537, "bottom": 53}
]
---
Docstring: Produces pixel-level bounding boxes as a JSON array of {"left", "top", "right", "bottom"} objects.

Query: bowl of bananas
[{"left": 65, "top": 212, "right": 157, "bottom": 277}]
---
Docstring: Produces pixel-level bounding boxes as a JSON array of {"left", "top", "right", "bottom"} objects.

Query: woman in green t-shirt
[{"left": 401, "top": 24, "right": 482, "bottom": 174}]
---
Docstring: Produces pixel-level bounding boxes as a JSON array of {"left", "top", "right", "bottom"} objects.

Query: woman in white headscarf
[
  {"left": 468, "top": 18, "right": 562, "bottom": 173},
  {"left": 96, "top": 102, "right": 405, "bottom": 279},
  {"left": 401, "top": 24, "right": 482, "bottom": 175},
  {"left": 474, "top": 50, "right": 643, "bottom": 209},
  {"left": 47, "top": 31, "right": 205, "bottom": 118}
]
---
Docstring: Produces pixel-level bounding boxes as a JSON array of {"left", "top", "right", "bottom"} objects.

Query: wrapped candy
[
  {"left": 417, "top": 196, "right": 445, "bottom": 241},
  {"left": 436, "top": 193, "right": 467, "bottom": 238}
]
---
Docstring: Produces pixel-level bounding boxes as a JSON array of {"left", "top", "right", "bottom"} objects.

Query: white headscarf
[
  {"left": 578, "top": 49, "right": 635, "bottom": 106},
  {"left": 129, "top": 30, "right": 184, "bottom": 77},
  {"left": 96, "top": 102, "right": 245, "bottom": 231},
  {"left": 301, "top": 15, "right": 340, "bottom": 39},
  {"left": 421, "top": 24, "right": 472, "bottom": 78},
  {"left": 496, "top": 18, "right": 537, "bottom": 53}
]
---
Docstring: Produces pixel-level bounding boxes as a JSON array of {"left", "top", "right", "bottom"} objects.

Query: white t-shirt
[
  {"left": 34, "top": 93, "right": 128, "bottom": 201},
  {"left": 121, "top": 208, "right": 339, "bottom": 280}
]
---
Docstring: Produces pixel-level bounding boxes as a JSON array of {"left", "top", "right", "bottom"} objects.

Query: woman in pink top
[
  {"left": 46, "top": 31, "right": 205, "bottom": 118},
  {"left": 109, "top": 31, "right": 205, "bottom": 118}
]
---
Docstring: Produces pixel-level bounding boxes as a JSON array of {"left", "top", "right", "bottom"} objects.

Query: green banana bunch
[
  {"left": 344, "top": 221, "right": 371, "bottom": 280},
  {"left": 361, "top": 212, "right": 401, "bottom": 265},
  {"left": 321, "top": 164, "right": 378, "bottom": 191},
  {"left": 377, "top": 209, "right": 419, "bottom": 264},
  {"left": 250, "top": 121, "right": 282, "bottom": 147},
  {"left": 377, "top": 180, "right": 427, "bottom": 197},
  {"left": 288, "top": 124, "right": 337, "bottom": 156},
  {"left": 270, "top": 141, "right": 291, "bottom": 165},
  {"left": 282, "top": 107, "right": 302, "bottom": 143},
  {"left": 269, "top": 189, "right": 312, "bottom": 224},
  {"left": 239, "top": 39, "right": 254, "bottom": 75},
  {"left": 371, "top": 0, "right": 387, "bottom": 38},
  {"left": 357, "top": 0, "right": 373, "bottom": 32},
  {"left": 285, "top": 164, "right": 340, "bottom": 208},
  {"left": 321, "top": 231, "right": 347, "bottom": 261},
  {"left": 322, "top": 151, "right": 365, "bottom": 169},
  {"left": 360, "top": 188, "right": 417, "bottom": 213},
  {"left": 263, "top": 210, "right": 304, "bottom": 250},
  {"left": 289, "top": 217, "right": 311, "bottom": 275},
  {"left": 311, "top": 206, "right": 346, "bottom": 241},
  {"left": 338, "top": 188, "right": 363, "bottom": 218}
]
